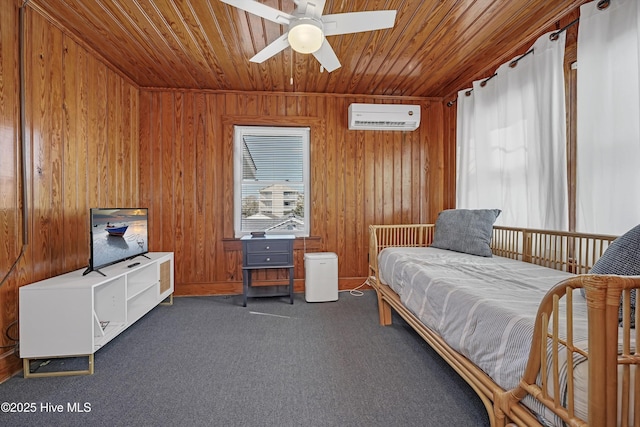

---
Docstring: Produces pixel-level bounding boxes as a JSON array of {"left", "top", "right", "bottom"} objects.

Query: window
[{"left": 233, "top": 126, "right": 310, "bottom": 237}]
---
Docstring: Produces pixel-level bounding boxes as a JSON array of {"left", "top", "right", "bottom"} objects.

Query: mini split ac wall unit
[{"left": 348, "top": 103, "right": 420, "bottom": 131}]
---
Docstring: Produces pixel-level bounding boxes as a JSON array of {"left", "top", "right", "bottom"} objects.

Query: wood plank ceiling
[{"left": 29, "top": 0, "right": 588, "bottom": 97}]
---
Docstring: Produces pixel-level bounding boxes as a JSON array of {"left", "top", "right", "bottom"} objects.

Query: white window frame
[{"left": 233, "top": 125, "right": 310, "bottom": 238}]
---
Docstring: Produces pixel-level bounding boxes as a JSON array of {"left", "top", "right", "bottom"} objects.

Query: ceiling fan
[{"left": 220, "top": 0, "right": 397, "bottom": 72}]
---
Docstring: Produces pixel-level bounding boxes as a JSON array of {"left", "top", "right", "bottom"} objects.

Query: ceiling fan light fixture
[{"left": 288, "top": 19, "right": 324, "bottom": 54}]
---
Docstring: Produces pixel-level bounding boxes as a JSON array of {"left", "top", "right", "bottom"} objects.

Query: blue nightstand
[{"left": 241, "top": 235, "right": 295, "bottom": 306}]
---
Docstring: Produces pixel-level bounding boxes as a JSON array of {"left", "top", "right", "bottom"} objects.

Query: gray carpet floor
[{"left": 0, "top": 290, "right": 490, "bottom": 426}]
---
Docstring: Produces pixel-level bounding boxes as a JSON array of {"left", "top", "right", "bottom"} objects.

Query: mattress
[{"left": 377, "top": 246, "right": 589, "bottom": 426}]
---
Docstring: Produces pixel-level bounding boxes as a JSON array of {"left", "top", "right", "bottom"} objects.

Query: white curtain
[
  {"left": 456, "top": 32, "right": 568, "bottom": 230},
  {"left": 577, "top": 0, "right": 640, "bottom": 235}
]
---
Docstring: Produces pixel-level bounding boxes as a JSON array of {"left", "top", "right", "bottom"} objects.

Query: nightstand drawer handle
[
  {"left": 266, "top": 257, "right": 271, "bottom": 262},
  {"left": 266, "top": 246, "right": 270, "bottom": 250}
]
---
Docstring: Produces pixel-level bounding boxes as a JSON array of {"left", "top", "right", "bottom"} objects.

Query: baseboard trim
[{"left": 174, "top": 277, "right": 371, "bottom": 297}]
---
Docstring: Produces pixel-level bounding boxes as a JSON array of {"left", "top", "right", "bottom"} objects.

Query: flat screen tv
[{"left": 83, "top": 208, "right": 149, "bottom": 276}]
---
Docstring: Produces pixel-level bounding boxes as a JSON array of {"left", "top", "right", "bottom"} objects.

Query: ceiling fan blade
[
  {"left": 322, "top": 10, "right": 397, "bottom": 36},
  {"left": 220, "top": 0, "right": 293, "bottom": 25},
  {"left": 250, "top": 33, "right": 291, "bottom": 63},
  {"left": 294, "top": 0, "right": 327, "bottom": 19},
  {"left": 312, "top": 40, "right": 341, "bottom": 72}
]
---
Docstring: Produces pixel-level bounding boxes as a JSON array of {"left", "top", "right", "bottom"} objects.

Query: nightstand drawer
[
  {"left": 244, "top": 239, "right": 290, "bottom": 253},
  {"left": 246, "top": 252, "right": 291, "bottom": 267}
]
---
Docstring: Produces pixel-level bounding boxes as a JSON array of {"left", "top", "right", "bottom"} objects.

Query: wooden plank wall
[
  {"left": 26, "top": 8, "right": 140, "bottom": 278},
  {"left": 139, "top": 92, "right": 447, "bottom": 296},
  {"left": 0, "top": 0, "right": 22, "bottom": 384},
  {"left": 0, "top": 3, "right": 140, "bottom": 381}
]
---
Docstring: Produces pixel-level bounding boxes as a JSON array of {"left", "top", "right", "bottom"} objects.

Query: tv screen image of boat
[{"left": 89, "top": 208, "right": 149, "bottom": 270}]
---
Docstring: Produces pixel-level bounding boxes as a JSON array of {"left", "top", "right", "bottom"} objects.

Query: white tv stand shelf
[{"left": 19, "top": 252, "right": 174, "bottom": 377}]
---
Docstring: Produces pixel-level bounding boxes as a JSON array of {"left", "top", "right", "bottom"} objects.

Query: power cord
[
  {"left": 340, "top": 277, "right": 373, "bottom": 297},
  {"left": 26, "top": 359, "right": 50, "bottom": 374},
  {"left": 0, "top": 320, "right": 19, "bottom": 354}
]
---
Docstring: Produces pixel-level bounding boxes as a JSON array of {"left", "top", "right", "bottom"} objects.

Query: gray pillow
[
  {"left": 588, "top": 224, "right": 640, "bottom": 328},
  {"left": 431, "top": 209, "right": 501, "bottom": 257}
]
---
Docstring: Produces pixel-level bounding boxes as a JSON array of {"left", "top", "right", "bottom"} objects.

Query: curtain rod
[
  {"left": 446, "top": 1, "right": 612, "bottom": 107},
  {"left": 447, "top": 44, "right": 542, "bottom": 106},
  {"left": 446, "top": 48, "right": 531, "bottom": 106},
  {"left": 550, "top": 17, "right": 580, "bottom": 41}
]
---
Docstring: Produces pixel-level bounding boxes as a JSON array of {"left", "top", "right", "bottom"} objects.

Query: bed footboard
[
  {"left": 501, "top": 274, "right": 640, "bottom": 427},
  {"left": 368, "top": 224, "right": 434, "bottom": 326}
]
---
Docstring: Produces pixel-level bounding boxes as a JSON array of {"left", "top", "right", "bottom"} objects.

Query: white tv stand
[{"left": 19, "top": 252, "right": 174, "bottom": 377}]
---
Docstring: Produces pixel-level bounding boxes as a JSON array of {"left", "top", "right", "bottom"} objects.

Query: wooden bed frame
[{"left": 368, "top": 224, "right": 640, "bottom": 427}]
